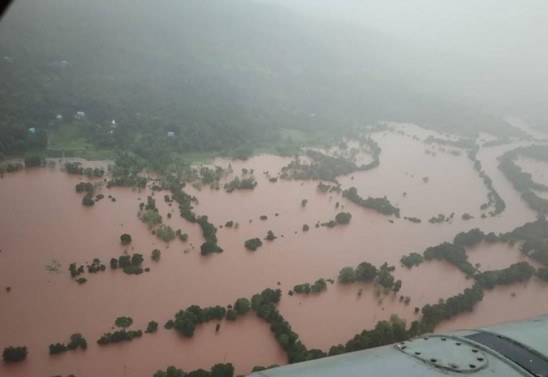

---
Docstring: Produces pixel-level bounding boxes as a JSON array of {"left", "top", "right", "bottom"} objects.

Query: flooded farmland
[{"left": 1, "top": 125, "right": 547, "bottom": 376}]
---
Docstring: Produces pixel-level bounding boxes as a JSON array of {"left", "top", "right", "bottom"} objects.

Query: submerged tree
[
  {"left": 120, "top": 233, "right": 132, "bottom": 245},
  {"left": 115, "top": 316, "right": 133, "bottom": 329},
  {"left": 265, "top": 230, "right": 276, "bottom": 241},
  {"left": 338, "top": 267, "right": 356, "bottom": 284},
  {"left": 146, "top": 321, "right": 159, "bottom": 334},
  {"left": 151, "top": 249, "right": 161, "bottom": 261},
  {"left": 2, "top": 346, "right": 28, "bottom": 363},
  {"left": 24, "top": 156, "right": 43, "bottom": 168},
  {"left": 335, "top": 212, "right": 352, "bottom": 225},
  {"left": 234, "top": 298, "right": 251, "bottom": 315},
  {"left": 245, "top": 238, "right": 263, "bottom": 251}
]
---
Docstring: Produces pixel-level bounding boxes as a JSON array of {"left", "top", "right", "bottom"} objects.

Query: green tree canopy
[
  {"left": 115, "top": 316, "right": 133, "bottom": 329},
  {"left": 338, "top": 267, "right": 356, "bottom": 284},
  {"left": 2, "top": 346, "right": 28, "bottom": 363},
  {"left": 120, "top": 233, "right": 132, "bottom": 245}
]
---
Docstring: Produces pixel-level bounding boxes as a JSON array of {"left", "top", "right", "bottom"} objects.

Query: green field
[{"left": 48, "top": 122, "right": 90, "bottom": 149}]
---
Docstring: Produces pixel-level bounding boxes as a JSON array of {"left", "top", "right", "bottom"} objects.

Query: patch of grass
[{"left": 48, "top": 123, "right": 90, "bottom": 149}]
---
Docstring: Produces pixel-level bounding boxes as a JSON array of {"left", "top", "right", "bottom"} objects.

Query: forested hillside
[{"left": 0, "top": 0, "right": 515, "bottom": 157}]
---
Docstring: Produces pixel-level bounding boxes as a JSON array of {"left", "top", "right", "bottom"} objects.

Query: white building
[
  {"left": 74, "top": 111, "right": 86, "bottom": 120},
  {"left": 167, "top": 131, "right": 175, "bottom": 138}
]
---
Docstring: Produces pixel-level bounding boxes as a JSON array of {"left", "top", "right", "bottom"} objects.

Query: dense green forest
[{"left": 0, "top": 0, "right": 515, "bottom": 160}]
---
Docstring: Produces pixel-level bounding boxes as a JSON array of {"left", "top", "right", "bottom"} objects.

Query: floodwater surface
[{"left": 0, "top": 125, "right": 546, "bottom": 376}]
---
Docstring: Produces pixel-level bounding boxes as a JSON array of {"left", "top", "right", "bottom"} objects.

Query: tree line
[
  {"left": 499, "top": 146, "right": 548, "bottom": 214},
  {"left": 153, "top": 363, "right": 234, "bottom": 377},
  {"left": 342, "top": 187, "right": 400, "bottom": 217},
  {"left": 49, "top": 333, "right": 87, "bottom": 355}
]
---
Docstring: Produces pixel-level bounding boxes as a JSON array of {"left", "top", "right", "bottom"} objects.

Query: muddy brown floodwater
[{"left": 0, "top": 124, "right": 546, "bottom": 376}]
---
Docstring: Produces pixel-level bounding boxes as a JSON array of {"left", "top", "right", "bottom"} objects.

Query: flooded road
[{"left": 0, "top": 125, "right": 546, "bottom": 376}]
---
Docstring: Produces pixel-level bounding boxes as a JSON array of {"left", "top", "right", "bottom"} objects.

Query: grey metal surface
[
  {"left": 248, "top": 316, "right": 548, "bottom": 377},
  {"left": 249, "top": 337, "right": 529, "bottom": 376},
  {"left": 399, "top": 335, "right": 488, "bottom": 372},
  {"left": 479, "top": 315, "right": 548, "bottom": 358},
  {"left": 466, "top": 331, "right": 548, "bottom": 376}
]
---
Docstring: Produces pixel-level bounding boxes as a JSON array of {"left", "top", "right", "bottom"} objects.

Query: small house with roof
[{"left": 74, "top": 111, "right": 86, "bottom": 120}]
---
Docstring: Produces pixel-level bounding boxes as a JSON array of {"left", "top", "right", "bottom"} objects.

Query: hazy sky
[
  {"left": 260, "top": 0, "right": 548, "bottom": 61},
  {"left": 259, "top": 0, "right": 548, "bottom": 120},
  {"left": 4, "top": 0, "right": 545, "bottom": 121}
]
